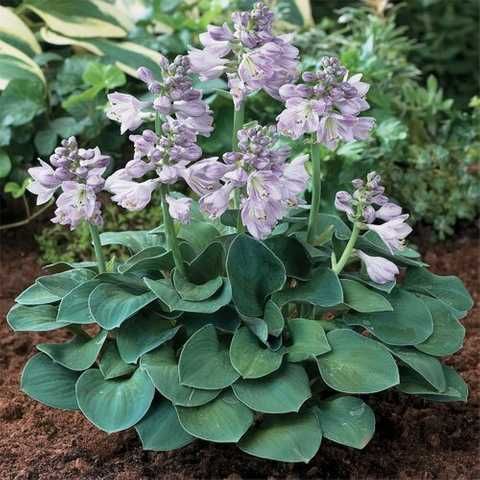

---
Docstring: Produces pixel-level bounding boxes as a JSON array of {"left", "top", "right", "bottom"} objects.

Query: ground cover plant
[{"left": 6, "top": 1, "right": 473, "bottom": 464}]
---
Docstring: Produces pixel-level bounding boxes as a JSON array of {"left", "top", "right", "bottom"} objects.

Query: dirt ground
[{"left": 0, "top": 224, "right": 478, "bottom": 480}]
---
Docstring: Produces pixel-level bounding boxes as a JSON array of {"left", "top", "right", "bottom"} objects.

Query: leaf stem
[
  {"left": 332, "top": 222, "right": 361, "bottom": 275},
  {"left": 88, "top": 223, "right": 106, "bottom": 274},
  {"left": 307, "top": 140, "right": 322, "bottom": 243}
]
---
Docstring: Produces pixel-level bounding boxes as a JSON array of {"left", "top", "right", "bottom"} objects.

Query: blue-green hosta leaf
[
  {"left": 178, "top": 221, "right": 221, "bottom": 254},
  {"left": 315, "top": 395, "right": 375, "bottom": 449},
  {"left": 117, "top": 313, "right": 182, "bottom": 364},
  {"left": 98, "top": 341, "right": 136, "bottom": 380},
  {"left": 88, "top": 283, "right": 156, "bottom": 330},
  {"left": 37, "top": 329, "right": 107, "bottom": 371},
  {"left": 229, "top": 326, "right": 285, "bottom": 379},
  {"left": 397, "top": 365, "right": 468, "bottom": 402},
  {"left": 239, "top": 409, "right": 322, "bottom": 463},
  {"left": 21, "top": 353, "right": 80, "bottom": 410},
  {"left": 265, "top": 235, "right": 312, "bottom": 280},
  {"left": 415, "top": 297, "right": 465, "bottom": 356},
  {"left": 341, "top": 279, "right": 393, "bottom": 313},
  {"left": 403, "top": 267, "right": 473, "bottom": 319},
  {"left": 186, "top": 241, "right": 225, "bottom": 284},
  {"left": 135, "top": 399, "right": 194, "bottom": 451},
  {"left": 57, "top": 280, "right": 101, "bottom": 324},
  {"left": 76, "top": 368, "right": 155, "bottom": 433},
  {"left": 176, "top": 390, "right": 254, "bottom": 443},
  {"left": 179, "top": 324, "right": 239, "bottom": 390},
  {"left": 287, "top": 318, "right": 331, "bottom": 362},
  {"left": 118, "top": 246, "right": 173, "bottom": 275},
  {"left": 387, "top": 346, "right": 446, "bottom": 392},
  {"left": 37, "top": 268, "right": 95, "bottom": 297},
  {"left": 344, "top": 288, "right": 433, "bottom": 346},
  {"left": 7, "top": 304, "right": 69, "bottom": 332},
  {"left": 100, "top": 230, "right": 164, "bottom": 252},
  {"left": 264, "top": 299, "right": 285, "bottom": 337},
  {"left": 15, "top": 282, "right": 61, "bottom": 305},
  {"left": 227, "top": 234, "right": 286, "bottom": 317},
  {"left": 273, "top": 268, "right": 343, "bottom": 308},
  {"left": 141, "top": 346, "right": 221, "bottom": 407},
  {"left": 317, "top": 329, "right": 399, "bottom": 394},
  {"left": 173, "top": 269, "right": 223, "bottom": 301},
  {"left": 315, "top": 213, "right": 352, "bottom": 241},
  {"left": 144, "top": 277, "right": 232, "bottom": 314},
  {"left": 232, "top": 364, "right": 311, "bottom": 414}
]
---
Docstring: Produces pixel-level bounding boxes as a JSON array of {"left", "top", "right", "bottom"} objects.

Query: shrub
[{"left": 7, "top": 1, "right": 472, "bottom": 463}]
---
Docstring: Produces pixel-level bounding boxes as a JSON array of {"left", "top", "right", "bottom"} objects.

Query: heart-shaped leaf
[
  {"left": 187, "top": 242, "right": 225, "bottom": 283},
  {"left": 37, "top": 269, "right": 95, "bottom": 297},
  {"left": 287, "top": 319, "right": 331, "bottom": 362},
  {"left": 141, "top": 346, "right": 221, "bottom": 407},
  {"left": 341, "top": 279, "right": 393, "bottom": 313},
  {"left": 232, "top": 363, "right": 311, "bottom": 414},
  {"left": 239, "top": 409, "right": 322, "bottom": 463},
  {"left": 135, "top": 399, "right": 194, "bottom": 451},
  {"left": 37, "top": 329, "right": 107, "bottom": 371},
  {"left": 21, "top": 353, "right": 80, "bottom": 410},
  {"left": 265, "top": 235, "right": 312, "bottom": 280},
  {"left": 7, "top": 304, "right": 69, "bottom": 332},
  {"left": 264, "top": 300, "right": 284, "bottom": 337},
  {"left": 100, "top": 230, "right": 163, "bottom": 252},
  {"left": 173, "top": 269, "right": 223, "bottom": 301},
  {"left": 75, "top": 368, "right": 155, "bottom": 433},
  {"left": 98, "top": 341, "right": 136, "bottom": 380},
  {"left": 317, "top": 329, "right": 399, "bottom": 394},
  {"left": 229, "top": 326, "right": 284, "bottom": 379},
  {"left": 117, "top": 312, "right": 182, "bottom": 364},
  {"left": 118, "top": 246, "right": 173, "bottom": 275},
  {"left": 415, "top": 297, "right": 465, "bottom": 356},
  {"left": 179, "top": 307, "right": 240, "bottom": 337},
  {"left": 179, "top": 325, "right": 239, "bottom": 390},
  {"left": 273, "top": 268, "right": 343, "bottom": 308},
  {"left": 57, "top": 279, "right": 100, "bottom": 324},
  {"left": 89, "top": 283, "right": 156, "bottom": 330},
  {"left": 227, "top": 235, "right": 286, "bottom": 317},
  {"left": 144, "top": 277, "right": 232, "bottom": 314},
  {"left": 315, "top": 395, "right": 375, "bottom": 449},
  {"left": 176, "top": 390, "right": 254, "bottom": 443},
  {"left": 387, "top": 346, "right": 446, "bottom": 391},
  {"left": 15, "top": 282, "right": 61, "bottom": 305},
  {"left": 344, "top": 289, "right": 433, "bottom": 346}
]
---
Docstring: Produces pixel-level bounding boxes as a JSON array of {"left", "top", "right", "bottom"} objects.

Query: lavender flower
[
  {"left": 188, "top": 2, "right": 299, "bottom": 110},
  {"left": 367, "top": 215, "right": 412, "bottom": 254},
  {"left": 27, "top": 137, "right": 110, "bottom": 230},
  {"left": 108, "top": 56, "right": 213, "bottom": 137},
  {"left": 277, "top": 57, "right": 374, "bottom": 149},
  {"left": 195, "top": 123, "right": 308, "bottom": 239},
  {"left": 357, "top": 250, "right": 399, "bottom": 284},
  {"left": 166, "top": 195, "right": 192, "bottom": 224}
]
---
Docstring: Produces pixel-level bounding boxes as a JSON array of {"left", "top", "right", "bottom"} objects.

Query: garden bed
[{"left": 0, "top": 225, "right": 478, "bottom": 480}]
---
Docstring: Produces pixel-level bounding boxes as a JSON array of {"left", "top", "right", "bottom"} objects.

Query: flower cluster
[
  {"left": 27, "top": 137, "right": 110, "bottom": 229},
  {"left": 105, "top": 118, "right": 205, "bottom": 222},
  {"left": 107, "top": 56, "right": 213, "bottom": 137},
  {"left": 277, "top": 56, "right": 375, "bottom": 149},
  {"left": 192, "top": 124, "right": 309, "bottom": 239},
  {"left": 188, "top": 2, "right": 299, "bottom": 109},
  {"left": 335, "top": 172, "right": 412, "bottom": 284}
]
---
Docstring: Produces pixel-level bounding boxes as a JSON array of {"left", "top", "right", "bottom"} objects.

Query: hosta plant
[{"left": 7, "top": 2, "right": 473, "bottom": 464}]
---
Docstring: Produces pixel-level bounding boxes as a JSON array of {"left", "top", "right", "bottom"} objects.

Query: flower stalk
[
  {"left": 332, "top": 222, "right": 361, "bottom": 275},
  {"left": 306, "top": 140, "right": 322, "bottom": 243},
  {"left": 88, "top": 223, "right": 106, "bottom": 274},
  {"left": 232, "top": 101, "right": 246, "bottom": 232}
]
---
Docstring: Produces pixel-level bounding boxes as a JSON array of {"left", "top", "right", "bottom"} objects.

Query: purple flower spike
[
  {"left": 28, "top": 137, "right": 111, "bottom": 230},
  {"left": 277, "top": 56, "right": 374, "bottom": 148},
  {"left": 357, "top": 250, "right": 399, "bottom": 284}
]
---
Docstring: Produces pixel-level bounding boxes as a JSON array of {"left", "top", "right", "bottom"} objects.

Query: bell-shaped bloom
[
  {"left": 281, "top": 154, "right": 309, "bottom": 202},
  {"left": 107, "top": 177, "right": 158, "bottom": 211},
  {"left": 357, "top": 250, "right": 399, "bottom": 284},
  {"left": 335, "top": 191, "right": 354, "bottom": 217},
  {"left": 27, "top": 159, "right": 62, "bottom": 205},
  {"left": 166, "top": 195, "right": 192, "bottom": 224},
  {"left": 375, "top": 202, "right": 403, "bottom": 221},
  {"left": 107, "top": 93, "right": 150, "bottom": 134},
  {"left": 183, "top": 157, "right": 229, "bottom": 195},
  {"left": 240, "top": 196, "right": 284, "bottom": 240},
  {"left": 367, "top": 214, "right": 412, "bottom": 253},
  {"left": 199, "top": 182, "right": 234, "bottom": 218}
]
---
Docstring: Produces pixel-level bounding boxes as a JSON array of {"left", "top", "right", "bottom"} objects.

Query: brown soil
[{"left": 0, "top": 226, "right": 479, "bottom": 480}]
